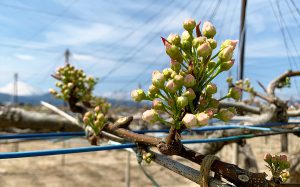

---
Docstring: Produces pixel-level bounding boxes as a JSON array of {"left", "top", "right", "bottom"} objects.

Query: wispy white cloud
[
  {"left": 73, "top": 53, "right": 97, "bottom": 62},
  {"left": 14, "top": 54, "right": 35, "bottom": 61}
]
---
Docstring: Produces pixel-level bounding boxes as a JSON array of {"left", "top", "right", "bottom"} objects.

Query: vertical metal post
[
  {"left": 64, "top": 49, "right": 71, "bottom": 65},
  {"left": 233, "top": 0, "right": 247, "bottom": 166},
  {"left": 13, "top": 73, "right": 18, "bottom": 106},
  {"left": 125, "top": 152, "right": 131, "bottom": 187},
  {"left": 238, "top": 0, "right": 247, "bottom": 84}
]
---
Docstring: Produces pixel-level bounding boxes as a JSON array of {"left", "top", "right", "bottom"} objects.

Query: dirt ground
[{"left": 0, "top": 133, "right": 299, "bottom": 187}]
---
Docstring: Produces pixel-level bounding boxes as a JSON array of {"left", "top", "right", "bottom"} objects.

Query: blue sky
[{"left": 0, "top": 0, "right": 300, "bottom": 100}]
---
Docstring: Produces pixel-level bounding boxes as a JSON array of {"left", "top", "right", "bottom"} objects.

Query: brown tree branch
[
  {"left": 0, "top": 107, "right": 82, "bottom": 132},
  {"left": 267, "top": 70, "right": 300, "bottom": 97},
  {"left": 219, "top": 101, "right": 261, "bottom": 114},
  {"left": 287, "top": 109, "right": 300, "bottom": 117}
]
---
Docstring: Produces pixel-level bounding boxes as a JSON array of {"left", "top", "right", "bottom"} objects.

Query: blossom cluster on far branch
[
  {"left": 131, "top": 18, "right": 240, "bottom": 129},
  {"left": 264, "top": 153, "right": 290, "bottom": 182}
]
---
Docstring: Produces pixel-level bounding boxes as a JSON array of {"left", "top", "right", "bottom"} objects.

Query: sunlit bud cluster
[
  {"left": 83, "top": 106, "right": 107, "bottom": 135},
  {"left": 131, "top": 18, "right": 238, "bottom": 128},
  {"left": 264, "top": 153, "right": 290, "bottom": 182},
  {"left": 50, "top": 64, "right": 97, "bottom": 102}
]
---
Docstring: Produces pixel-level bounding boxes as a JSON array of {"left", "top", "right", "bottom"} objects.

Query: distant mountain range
[{"left": 0, "top": 93, "right": 143, "bottom": 107}]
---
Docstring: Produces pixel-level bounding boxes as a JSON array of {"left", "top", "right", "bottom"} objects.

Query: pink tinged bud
[
  {"left": 205, "top": 108, "right": 216, "bottom": 118},
  {"left": 174, "top": 74, "right": 184, "bottom": 86},
  {"left": 149, "top": 84, "right": 159, "bottom": 95},
  {"left": 165, "top": 79, "right": 178, "bottom": 93},
  {"left": 152, "top": 71, "right": 165, "bottom": 88},
  {"left": 183, "top": 74, "right": 196, "bottom": 87},
  {"left": 176, "top": 96, "right": 189, "bottom": 109},
  {"left": 264, "top": 153, "right": 272, "bottom": 162},
  {"left": 196, "top": 112, "right": 209, "bottom": 126},
  {"left": 280, "top": 155, "right": 288, "bottom": 162},
  {"left": 96, "top": 113, "right": 105, "bottom": 122},
  {"left": 83, "top": 116, "right": 89, "bottom": 124},
  {"left": 94, "top": 106, "right": 101, "bottom": 112},
  {"left": 207, "top": 38, "right": 217, "bottom": 49},
  {"left": 192, "top": 37, "right": 206, "bottom": 48},
  {"left": 202, "top": 21, "right": 216, "bottom": 38},
  {"left": 170, "top": 60, "right": 181, "bottom": 72},
  {"left": 182, "top": 113, "right": 198, "bottom": 128},
  {"left": 228, "top": 87, "right": 242, "bottom": 100},
  {"left": 152, "top": 99, "right": 164, "bottom": 110},
  {"left": 167, "top": 33, "right": 181, "bottom": 46},
  {"left": 220, "top": 60, "right": 234, "bottom": 71},
  {"left": 131, "top": 89, "right": 146, "bottom": 102},
  {"left": 218, "top": 108, "right": 235, "bottom": 122},
  {"left": 183, "top": 88, "right": 196, "bottom": 101},
  {"left": 220, "top": 39, "right": 238, "bottom": 50},
  {"left": 219, "top": 46, "right": 234, "bottom": 61},
  {"left": 183, "top": 18, "right": 196, "bottom": 32},
  {"left": 142, "top": 109, "right": 159, "bottom": 124},
  {"left": 197, "top": 42, "right": 212, "bottom": 58},
  {"left": 206, "top": 83, "right": 217, "bottom": 95}
]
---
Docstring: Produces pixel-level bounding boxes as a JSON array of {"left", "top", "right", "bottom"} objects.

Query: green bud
[
  {"left": 192, "top": 37, "right": 206, "bottom": 48},
  {"left": 183, "top": 88, "right": 196, "bottom": 101},
  {"left": 162, "top": 68, "right": 173, "bottom": 79},
  {"left": 220, "top": 40, "right": 238, "bottom": 51},
  {"left": 206, "top": 83, "right": 217, "bottom": 94},
  {"left": 181, "top": 31, "right": 193, "bottom": 51},
  {"left": 131, "top": 89, "right": 146, "bottom": 102},
  {"left": 217, "top": 108, "right": 235, "bottom": 122},
  {"left": 220, "top": 60, "right": 234, "bottom": 72},
  {"left": 207, "top": 38, "right": 217, "bottom": 49},
  {"left": 152, "top": 71, "right": 165, "bottom": 88},
  {"left": 183, "top": 18, "right": 196, "bottom": 32},
  {"left": 167, "top": 33, "right": 181, "bottom": 46},
  {"left": 219, "top": 46, "right": 234, "bottom": 61},
  {"left": 202, "top": 21, "right": 216, "bottom": 38},
  {"left": 207, "top": 61, "right": 216, "bottom": 70},
  {"left": 227, "top": 87, "right": 242, "bottom": 100},
  {"left": 166, "top": 44, "right": 181, "bottom": 60},
  {"left": 173, "top": 74, "right": 184, "bottom": 87},
  {"left": 149, "top": 84, "right": 159, "bottom": 95},
  {"left": 176, "top": 96, "right": 189, "bottom": 109}
]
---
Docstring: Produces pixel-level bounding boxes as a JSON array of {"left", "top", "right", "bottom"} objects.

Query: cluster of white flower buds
[
  {"left": 49, "top": 64, "right": 97, "bottom": 102},
  {"left": 83, "top": 106, "right": 106, "bottom": 135},
  {"left": 264, "top": 153, "right": 290, "bottom": 182},
  {"left": 131, "top": 18, "right": 239, "bottom": 128}
]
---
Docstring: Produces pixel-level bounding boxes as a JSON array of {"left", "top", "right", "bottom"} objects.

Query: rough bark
[{"left": 0, "top": 107, "right": 82, "bottom": 132}]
